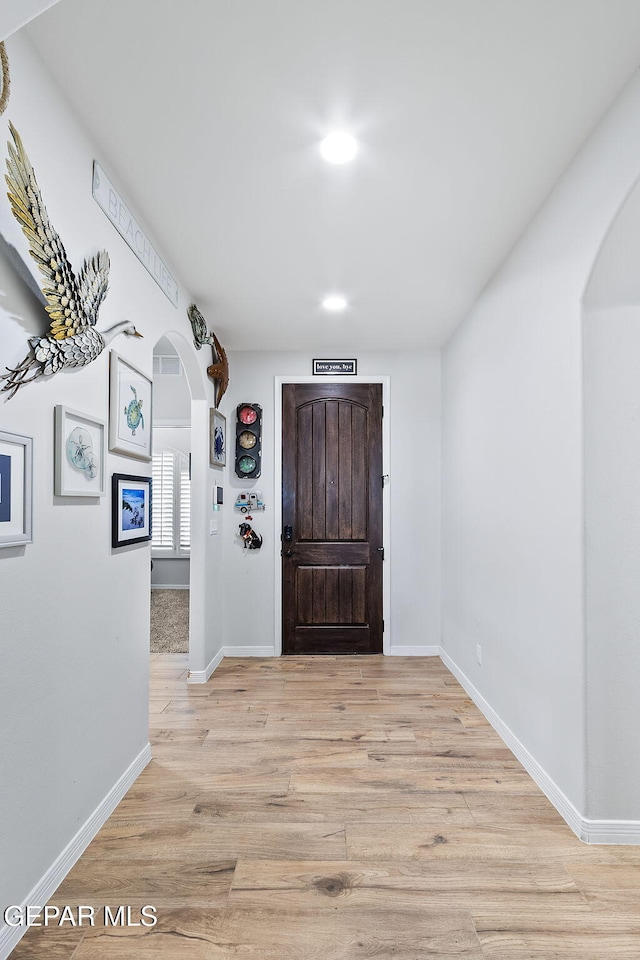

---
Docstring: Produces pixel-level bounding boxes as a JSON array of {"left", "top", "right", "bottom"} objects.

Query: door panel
[
  {"left": 282, "top": 382, "right": 383, "bottom": 655},
  {"left": 297, "top": 566, "right": 367, "bottom": 624}
]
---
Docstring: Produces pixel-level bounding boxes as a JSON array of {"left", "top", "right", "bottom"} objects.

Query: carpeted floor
[{"left": 150, "top": 589, "right": 189, "bottom": 653}]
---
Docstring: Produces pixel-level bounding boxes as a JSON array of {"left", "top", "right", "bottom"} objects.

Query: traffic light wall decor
[{"left": 235, "top": 403, "right": 262, "bottom": 478}]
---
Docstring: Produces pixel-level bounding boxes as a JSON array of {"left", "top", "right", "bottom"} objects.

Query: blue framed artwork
[
  {"left": 210, "top": 408, "right": 226, "bottom": 467},
  {"left": 0, "top": 431, "right": 33, "bottom": 548},
  {"left": 0, "top": 454, "right": 10, "bottom": 522},
  {"left": 112, "top": 473, "right": 152, "bottom": 548}
]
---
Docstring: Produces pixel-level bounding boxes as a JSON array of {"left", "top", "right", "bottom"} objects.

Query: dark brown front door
[{"left": 282, "top": 382, "right": 383, "bottom": 655}]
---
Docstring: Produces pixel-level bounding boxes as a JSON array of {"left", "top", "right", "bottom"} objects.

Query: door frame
[{"left": 274, "top": 375, "right": 391, "bottom": 656}]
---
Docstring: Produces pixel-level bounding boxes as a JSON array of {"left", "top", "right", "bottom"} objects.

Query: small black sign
[{"left": 313, "top": 359, "right": 357, "bottom": 375}]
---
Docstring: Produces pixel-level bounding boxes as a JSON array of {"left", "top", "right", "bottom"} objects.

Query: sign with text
[
  {"left": 92, "top": 162, "right": 178, "bottom": 307},
  {"left": 313, "top": 359, "right": 357, "bottom": 375}
]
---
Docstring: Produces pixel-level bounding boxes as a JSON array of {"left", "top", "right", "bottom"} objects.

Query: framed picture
[
  {"left": 210, "top": 408, "right": 226, "bottom": 467},
  {"left": 54, "top": 406, "right": 106, "bottom": 497},
  {"left": 112, "top": 473, "right": 152, "bottom": 548},
  {"left": 109, "top": 351, "right": 153, "bottom": 461},
  {"left": 0, "top": 431, "right": 33, "bottom": 548}
]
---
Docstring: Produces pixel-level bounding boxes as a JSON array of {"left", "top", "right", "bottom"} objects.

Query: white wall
[
  {"left": 442, "top": 70, "right": 640, "bottom": 821},
  {"left": 152, "top": 557, "right": 189, "bottom": 587},
  {"left": 583, "top": 306, "right": 640, "bottom": 820},
  {"left": 152, "top": 426, "right": 191, "bottom": 457},
  {"left": 582, "top": 173, "right": 640, "bottom": 822},
  {"left": 0, "top": 33, "right": 220, "bottom": 946},
  {"left": 584, "top": 179, "right": 640, "bottom": 311},
  {"left": 221, "top": 350, "right": 441, "bottom": 654},
  {"left": 153, "top": 366, "right": 191, "bottom": 423}
]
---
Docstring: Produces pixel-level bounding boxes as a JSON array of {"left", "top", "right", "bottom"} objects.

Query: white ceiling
[
  {"left": 21, "top": 0, "right": 640, "bottom": 351},
  {"left": 0, "top": 0, "right": 59, "bottom": 42}
]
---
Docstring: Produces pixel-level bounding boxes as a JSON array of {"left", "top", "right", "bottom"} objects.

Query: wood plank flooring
[{"left": 9, "top": 653, "right": 640, "bottom": 959}]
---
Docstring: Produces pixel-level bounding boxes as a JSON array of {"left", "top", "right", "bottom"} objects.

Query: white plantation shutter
[
  {"left": 179, "top": 454, "right": 191, "bottom": 554},
  {"left": 152, "top": 452, "right": 175, "bottom": 551},
  {"left": 152, "top": 450, "right": 190, "bottom": 556}
]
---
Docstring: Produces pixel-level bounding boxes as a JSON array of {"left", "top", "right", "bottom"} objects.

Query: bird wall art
[
  {"left": 0, "top": 122, "right": 143, "bottom": 399},
  {"left": 0, "top": 44, "right": 10, "bottom": 117}
]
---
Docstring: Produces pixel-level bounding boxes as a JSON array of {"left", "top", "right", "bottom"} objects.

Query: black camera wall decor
[{"left": 234, "top": 403, "right": 262, "bottom": 479}]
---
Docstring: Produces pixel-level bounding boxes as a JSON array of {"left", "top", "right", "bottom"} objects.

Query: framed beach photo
[
  {"left": 54, "top": 406, "right": 106, "bottom": 497},
  {"left": 210, "top": 408, "right": 226, "bottom": 467},
  {"left": 112, "top": 473, "right": 152, "bottom": 548},
  {"left": 0, "top": 431, "right": 33, "bottom": 548},
  {"left": 109, "top": 351, "right": 153, "bottom": 461}
]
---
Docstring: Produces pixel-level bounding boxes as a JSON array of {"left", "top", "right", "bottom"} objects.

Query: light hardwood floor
[{"left": 9, "top": 653, "right": 640, "bottom": 959}]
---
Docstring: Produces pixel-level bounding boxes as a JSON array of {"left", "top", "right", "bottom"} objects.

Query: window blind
[
  {"left": 179, "top": 455, "right": 191, "bottom": 554},
  {"left": 152, "top": 451, "right": 175, "bottom": 551},
  {"left": 152, "top": 450, "right": 191, "bottom": 556}
]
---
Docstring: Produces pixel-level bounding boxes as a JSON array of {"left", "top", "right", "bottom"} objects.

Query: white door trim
[{"left": 274, "top": 375, "right": 391, "bottom": 656}]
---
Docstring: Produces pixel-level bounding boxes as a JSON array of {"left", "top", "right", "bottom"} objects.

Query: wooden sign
[{"left": 313, "top": 359, "right": 357, "bottom": 375}]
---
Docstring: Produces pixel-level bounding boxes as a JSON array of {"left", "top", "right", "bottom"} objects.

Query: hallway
[{"left": 9, "top": 654, "right": 640, "bottom": 958}]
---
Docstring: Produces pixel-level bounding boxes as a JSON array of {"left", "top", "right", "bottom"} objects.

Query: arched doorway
[
  {"left": 150, "top": 331, "right": 208, "bottom": 678},
  {"left": 150, "top": 336, "right": 192, "bottom": 657}
]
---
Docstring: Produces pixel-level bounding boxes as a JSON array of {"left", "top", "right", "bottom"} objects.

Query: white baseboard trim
[
  {"left": 0, "top": 743, "right": 152, "bottom": 960},
  {"left": 151, "top": 584, "right": 189, "bottom": 591},
  {"left": 439, "top": 648, "right": 640, "bottom": 845},
  {"left": 439, "top": 648, "right": 584, "bottom": 840},
  {"left": 187, "top": 648, "right": 225, "bottom": 683},
  {"left": 580, "top": 819, "right": 640, "bottom": 844},
  {"left": 187, "top": 646, "right": 277, "bottom": 683},
  {"left": 389, "top": 645, "right": 440, "bottom": 656},
  {"left": 224, "top": 645, "right": 276, "bottom": 658}
]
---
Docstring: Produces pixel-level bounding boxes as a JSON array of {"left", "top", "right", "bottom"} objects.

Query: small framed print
[
  {"left": 0, "top": 431, "right": 33, "bottom": 548},
  {"left": 210, "top": 408, "right": 226, "bottom": 467},
  {"left": 54, "top": 406, "right": 106, "bottom": 497},
  {"left": 112, "top": 473, "right": 152, "bottom": 548},
  {"left": 109, "top": 351, "right": 153, "bottom": 461}
]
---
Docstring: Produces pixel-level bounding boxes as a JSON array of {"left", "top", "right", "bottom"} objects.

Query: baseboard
[
  {"left": 439, "top": 648, "right": 585, "bottom": 839},
  {"left": 580, "top": 819, "right": 640, "bottom": 844},
  {"left": 187, "top": 646, "right": 277, "bottom": 683},
  {"left": 389, "top": 645, "right": 440, "bottom": 656},
  {"left": 150, "top": 584, "right": 189, "bottom": 591},
  {"left": 224, "top": 645, "right": 276, "bottom": 658},
  {"left": 0, "top": 743, "right": 152, "bottom": 960},
  {"left": 439, "top": 648, "right": 640, "bottom": 845},
  {"left": 187, "top": 648, "right": 224, "bottom": 683}
]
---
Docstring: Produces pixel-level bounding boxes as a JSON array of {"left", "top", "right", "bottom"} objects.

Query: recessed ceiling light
[
  {"left": 322, "top": 295, "right": 348, "bottom": 312},
  {"left": 320, "top": 132, "right": 358, "bottom": 164}
]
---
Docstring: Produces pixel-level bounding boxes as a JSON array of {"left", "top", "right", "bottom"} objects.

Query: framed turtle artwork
[{"left": 108, "top": 351, "right": 153, "bottom": 461}]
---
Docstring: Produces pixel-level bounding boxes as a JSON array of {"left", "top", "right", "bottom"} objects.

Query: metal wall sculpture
[
  {"left": 0, "top": 123, "right": 142, "bottom": 399},
  {"left": 187, "top": 302, "right": 229, "bottom": 407}
]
